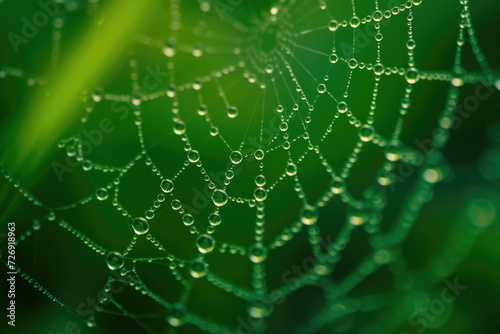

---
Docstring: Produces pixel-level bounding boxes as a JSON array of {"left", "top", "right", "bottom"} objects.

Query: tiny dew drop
[
  {"left": 248, "top": 243, "right": 268, "bottom": 263},
  {"left": 212, "top": 189, "right": 228, "bottom": 207},
  {"left": 349, "top": 211, "right": 365, "bottom": 226},
  {"left": 349, "top": 16, "right": 360, "bottom": 28},
  {"left": 230, "top": 151, "right": 243, "bottom": 164},
  {"left": 96, "top": 188, "right": 108, "bottom": 201},
  {"left": 300, "top": 205, "right": 318, "bottom": 225},
  {"left": 227, "top": 106, "right": 238, "bottom": 118},
  {"left": 386, "top": 142, "right": 401, "bottom": 161},
  {"left": 189, "top": 258, "right": 208, "bottom": 278},
  {"left": 196, "top": 234, "right": 215, "bottom": 253},
  {"left": 162, "top": 40, "right": 176, "bottom": 57},
  {"left": 160, "top": 179, "right": 174, "bottom": 193},
  {"left": 166, "top": 303, "right": 186, "bottom": 327},
  {"left": 279, "top": 122, "right": 288, "bottom": 132},
  {"left": 359, "top": 125, "right": 375, "bottom": 142},
  {"left": 248, "top": 302, "right": 271, "bottom": 319},
  {"left": 106, "top": 252, "right": 124, "bottom": 270},
  {"left": 208, "top": 212, "right": 222, "bottom": 226},
  {"left": 132, "top": 217, "right": 149, "bottom": 235}
]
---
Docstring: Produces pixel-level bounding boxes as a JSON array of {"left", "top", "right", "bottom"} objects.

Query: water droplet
[
  {"left": 230, "top": 151, "right": 243, "bottom": 164},
  {"left": 227, "top": 106, "right": 238, "bottom": 118},
  {"left": 161, "top": 179, "right": 174, "bottom": 193},
  {"left": 196, "top": 234, "right": 215, "bottom": 253},
  {"left": 166, "top": 303, "right": 185, "bottom": 327},
  {"left": 189, "top": 258, "right": 208, "bottom": 278},
  {"left": 92, "top": 88, "right": 103, "bottom": 102},
  {"left": 212, "top": 189, "right": 228, "bottom": 207},
  {"left": 301, "top": 205, "right": 318, "bottom": 225},
  {"left": 254, "top": 188, "right": 267, "bottom": 202},
  {"left": 386, "top": 142, "right": 401, "bottom": 161},
  {"left": 349, "top": 211, "right": 365, "bottom": 226},
  {"left": 255, "top": 175, "right": 266, "bottom": 187},
  {"left": 248, "top": 302, "right": 271, "bottom": 318},
  {"left": 132, "top": 217, "right": 149, "bottom": 235},
  {"left": 422, "top": 167, "right": 442, "bottom": 183},
  {"left": 406, "top": 38, "right": 416, "bottom": 50},
  {"left": 96, "top": 188, "right": 108, "bottom": 201},
  {"left": 348, "top": 58, "right": 358, "bottom": 69},
  {"left": 286, "top": 162, "right": 297, "bottom": 176},
  {"left": 188, "top": 150, "right": 200, "bottom": 163},
  {"left": 373, "top": 10, "right": 383, "bottom": 22},
  {"left": 173, "top": 121, "right": 186, "bottom": 135},
  {"left": 279, "top": 122, "right": 288, "bottom": 132},
  {"left": 329, "top": 53, "right": 339, "bottom": 64},
  {"left": 254, "top": 149, "right": 265, "bottom": 160},
  {"left": 373, "top": 63, "right": 385, "bottom": 75},
  {"left": 328, "top": 19, "right": 339, "bottom": 32},
  {"left": 248, "top": 243, "right": 268, "bottom": 263},
  {"left": 106, "top": 252, "right": 124, "bottom": 270},
  {"left": 182, "top": 213, "right": 194, "bottom": 226},
  {"left": 337, "top": 101, "right": 348, "bottom": 113},
  {"left": 359, "top": 125, "right": 375, "bottom": 142},
  {"left": 162, "top": 40, "right": 176, "bottom": 57},
  {"left": 317, "top": 83, "right": 327, "bottom": 94},
  {"left": 349, "top": 16, "right": 360, "bottom": 28},
  {"left": 405, "top": 67, "right": 419, "bottom": 84},
  {"left": 208, "top": 212, "right": 221, "bottom": 226},
  {"left": 330, "top": 177, "right": 346, "bottom": 194},
  {"left": 198, "top": 104, "right": 207, "bottom": 116}
]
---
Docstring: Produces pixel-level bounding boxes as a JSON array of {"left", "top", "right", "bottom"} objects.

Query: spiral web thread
[{"left": 1, "top": 0, "right": 498, "bottom": 333}]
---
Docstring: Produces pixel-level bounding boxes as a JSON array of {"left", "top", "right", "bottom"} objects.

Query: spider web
[{"left": 1, "top": 0, "right": 499, "bottom": 333}]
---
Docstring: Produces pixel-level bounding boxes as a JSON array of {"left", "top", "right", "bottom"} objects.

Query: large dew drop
[
  {"left": 301, "top": 205, "right": 318, "bottom": 225},
  {"left": 189, "top": 258, "right": 208, "bottom": 278},
  {"left": 166, "top": 303, "right": 186, "bottom": 327},
  {"left": 106, "top": 252, "right": 124, "bottom": 270},
  {"left": 248, "top": 243, "right": 268, "bottom": 263},
  {"left": 160, "top": 179, "right": 174, "bottom": 193},
  {"left": 132, "top": 217, "right": 149, "bottom": 235},
  {"left": 196, "top": 234, "right": 215, "bottom": 253},
  {"left": 212, "top": 189, "right": 228, "bottom": 207}
]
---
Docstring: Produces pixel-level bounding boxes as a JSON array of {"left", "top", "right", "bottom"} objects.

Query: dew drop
[
  {"left": 255, "top": 174, "right": 266, "bottom": 187},
  {"left": 285, "top": 162, "right": 297, "bottom": 176},
  {"left": 349, "top": 16, "right": 360, "bottom": 28},
  {"left": 212, "top": 189, "right": 228, "bottom": 207},
  {"left": 196, "top": 234, "right": 215, "bottom": 253},
  {"left": 300, "top": 205, "right": 318, "bottom": 225},
  {"left": 328, "top": 19, "right": 339, "bottom": 32},
  {"left": 254, "top": 149, "right": 265, "bottom": 160},
  {"left": 182, "top": 213, "right": 194, "bottom": 226},
  {"left": 254, "top": 188, "right": 267, "bottom": 202},
  {"left": 330, "top": 176, "right": 346, "bottom": 194},
  {"left": 189, "top": 258, "right": 208, "bottom": 278},
  {"left": 359, "top": 125, "right": 375, "bottom": 142},
  {"left": 227, "top": 106, "right": 238, "bottom": 118},
  {"left": 132, "top": 217, "right": 149, "bottom": 235},
  {"left": 166, "top": 303, "right": 186, "bottom": 327},
  {"left": 188, "top": 150, "right": 200, "bottom": 163},
  {"left": 208, "top": 212, "right": 222, "bottom": 226},
  {"left": 405, "top": 67, "right": 420, "bottom": 84},
  {"left": 337, "top": 101, "right": 348, "bottom": 113},
  {"left": 96, "top": 188, "right": 108, "bottom": 201},
  {"left": 248, "top": 243, "right": 268, "bottom": 263},
  {"left": 316, "top": 83, "right": 327, "bottom": 94},
  {"left": 173, "top": 121, "right": 186, "bottom": 135},
  {"left": 106, "top": 252, "right": 124, "bottom": 270},
  {"left": 161, "top": 179, "right": 174, "bottom": 193},
  {"left": 230, "top": 151, "right": 243, "bottom": 164}
]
